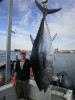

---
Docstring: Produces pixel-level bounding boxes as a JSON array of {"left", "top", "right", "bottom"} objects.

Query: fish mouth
[{"left": 38, "top": 68, "right": 53, "bottom": 91}]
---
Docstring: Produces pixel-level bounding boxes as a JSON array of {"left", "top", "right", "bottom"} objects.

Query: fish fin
[
  {"left": 51, "top": 33, "right": 57, "bottom": 41},
  {"left": 35, "top": 0, "right": 61, "bottom": 15},
  {"left": 30, "top": 34, "right": 34, "bottom": 44},
  {"left": 48, "top": 8, "right": 62, "bottom": 14}
]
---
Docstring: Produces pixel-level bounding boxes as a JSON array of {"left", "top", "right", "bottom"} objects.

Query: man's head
[{"left": 20, "top": 50, "right": 26, "bottom": 59}]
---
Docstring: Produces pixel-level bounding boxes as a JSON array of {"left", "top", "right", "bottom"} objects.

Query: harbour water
[
  {"left": 54, "top": 53, "right": 75, "bottom": 89},
  {"left": 0, "top": 51, "right": 30, "bottom": 65},
  {"left": 0, "top": 52, "right": 75, "bottom": 88}
]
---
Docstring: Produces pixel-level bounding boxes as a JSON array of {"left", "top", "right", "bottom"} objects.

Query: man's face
[{"left": 20, "top": 53, "right": 26, "bottom": 59}]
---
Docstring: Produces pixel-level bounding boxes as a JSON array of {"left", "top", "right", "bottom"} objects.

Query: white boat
[
  {"left": 0, "top": 80, "right": 73, "bottom": 100},
  {"left": 0, "top": 0, "right": 74, "bottom": 100},
  {"left": 0, "top": 51, "right": 6, "bottom": 57}
]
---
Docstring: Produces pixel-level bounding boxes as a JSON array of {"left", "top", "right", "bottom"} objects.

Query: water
[
  {"left": 0, "top": 52, "right": 75, "bottom": 88},
  {"left": 54, "top": 53, "right": 75, "bottom": 88},
  {"left": 0, "top": 51, "right": 30, "bottom": 65}
]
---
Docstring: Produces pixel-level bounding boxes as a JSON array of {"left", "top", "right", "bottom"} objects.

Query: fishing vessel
[
  {"left": 0, "top": 0, "right": 74, "bottom": 100},
  {"left": 0, "top": 52, "right": 6, "bottom": 57}
]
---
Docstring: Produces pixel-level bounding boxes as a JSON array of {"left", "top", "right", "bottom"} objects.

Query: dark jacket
[{"left": 15, "top": 59, "right": 31, "bottom": 81}]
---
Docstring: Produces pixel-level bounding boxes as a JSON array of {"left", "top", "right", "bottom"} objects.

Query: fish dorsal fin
[{"left": 30, "top": 34, "right": 34, "bottom": 44}]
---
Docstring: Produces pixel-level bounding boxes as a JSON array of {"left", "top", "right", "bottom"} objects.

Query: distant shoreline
[{"left": 54, "top": 52, "right": 75, "bottom": 54}]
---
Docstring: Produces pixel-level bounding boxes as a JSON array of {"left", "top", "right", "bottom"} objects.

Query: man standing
[{"left": 14, "top": 50, "right": 31, "bottom": 100}]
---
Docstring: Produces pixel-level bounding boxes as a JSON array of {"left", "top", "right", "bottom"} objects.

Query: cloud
[
  {"left": 19, "top": 9, "right": 32, "bottom": 26},
  {"left": 0, "top": 30, "right": 6, "bottom": 37},
  {"left": 13, "top": 0, "right": 33, "bottom": 15},
  {"left": 12, "top": 25, "right": 33, "bottom": 50},
  {"left": 0, "top": 16, "right": 7, "bottom": 19},
  {"left": 11, "top": 37, "right": 32, "bottom": 50},
  {"left": 31, "top": 12, "right": 42, "bottom": 37},
  {"left": 53, "top": 38, "right": 75, "bottom": 50},
  {"left": 12, "top": 25, "right": 30, "bottom": 36},
  {"left": 48, "top": 11, "right": 74, "bottom": 36},
  {"left": 47, "top": 5, "right": 75, "bottom": 50},
  {"left": 0, "top": 0, "right": 75, "bottom": 50},
  {"left": 0, "top": 26, "right": 32, "bottom": 50},
  {"left": 11, "top": 10, "right": 43, "bottom": 50},
  {"left": 0, "top": 37, "right": 6, "bottom": 50}
]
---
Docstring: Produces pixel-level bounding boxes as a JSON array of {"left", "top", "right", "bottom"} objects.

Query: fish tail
[{"left": 35, "top": 0, "right": 61, "bottom": 16}]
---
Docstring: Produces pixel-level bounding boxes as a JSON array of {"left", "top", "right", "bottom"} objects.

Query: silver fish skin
[
  {"left": 31, "top": 17, "right": 54, "bottom": 92},
  {"left": 31, "top": 0, "right": 61, "bottom": 92}
]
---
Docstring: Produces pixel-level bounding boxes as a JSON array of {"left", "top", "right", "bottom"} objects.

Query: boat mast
[{"left": 6, "top": 0, "right": 13, "bottom": 84}]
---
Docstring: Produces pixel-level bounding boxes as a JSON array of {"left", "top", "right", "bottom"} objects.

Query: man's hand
[{"left": 11, "top": 76, "right": 16, "bottom": 85}]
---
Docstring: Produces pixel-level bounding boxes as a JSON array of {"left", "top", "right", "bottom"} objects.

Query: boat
[
  {"left": 0, "top": 51, "right": 6, "bottom": 57},
  {"left": 0, "top": 0, "right": 74, "bottom": 100}
]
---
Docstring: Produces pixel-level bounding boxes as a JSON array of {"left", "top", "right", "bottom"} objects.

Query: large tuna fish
[{"left": 31, "top": 0, "right": 61, "bottom": 92}]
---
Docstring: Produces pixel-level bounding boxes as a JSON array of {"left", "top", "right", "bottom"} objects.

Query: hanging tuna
[{"left": 31, "top": 0, "right": 61, "bottom": 92}]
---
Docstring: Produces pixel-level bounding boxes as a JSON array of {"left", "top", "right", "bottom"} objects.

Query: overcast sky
[{"left": 0, "top": 0, "right": 75, "bottom": 50}]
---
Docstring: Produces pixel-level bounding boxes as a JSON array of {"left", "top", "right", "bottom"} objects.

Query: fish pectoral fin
[{"left": 51, "top": 33, "right": 57, "bottom": 41}]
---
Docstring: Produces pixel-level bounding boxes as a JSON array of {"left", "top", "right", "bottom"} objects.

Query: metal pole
[{"left": 6, "top": 0, "right": 13, "bottom": 84}]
